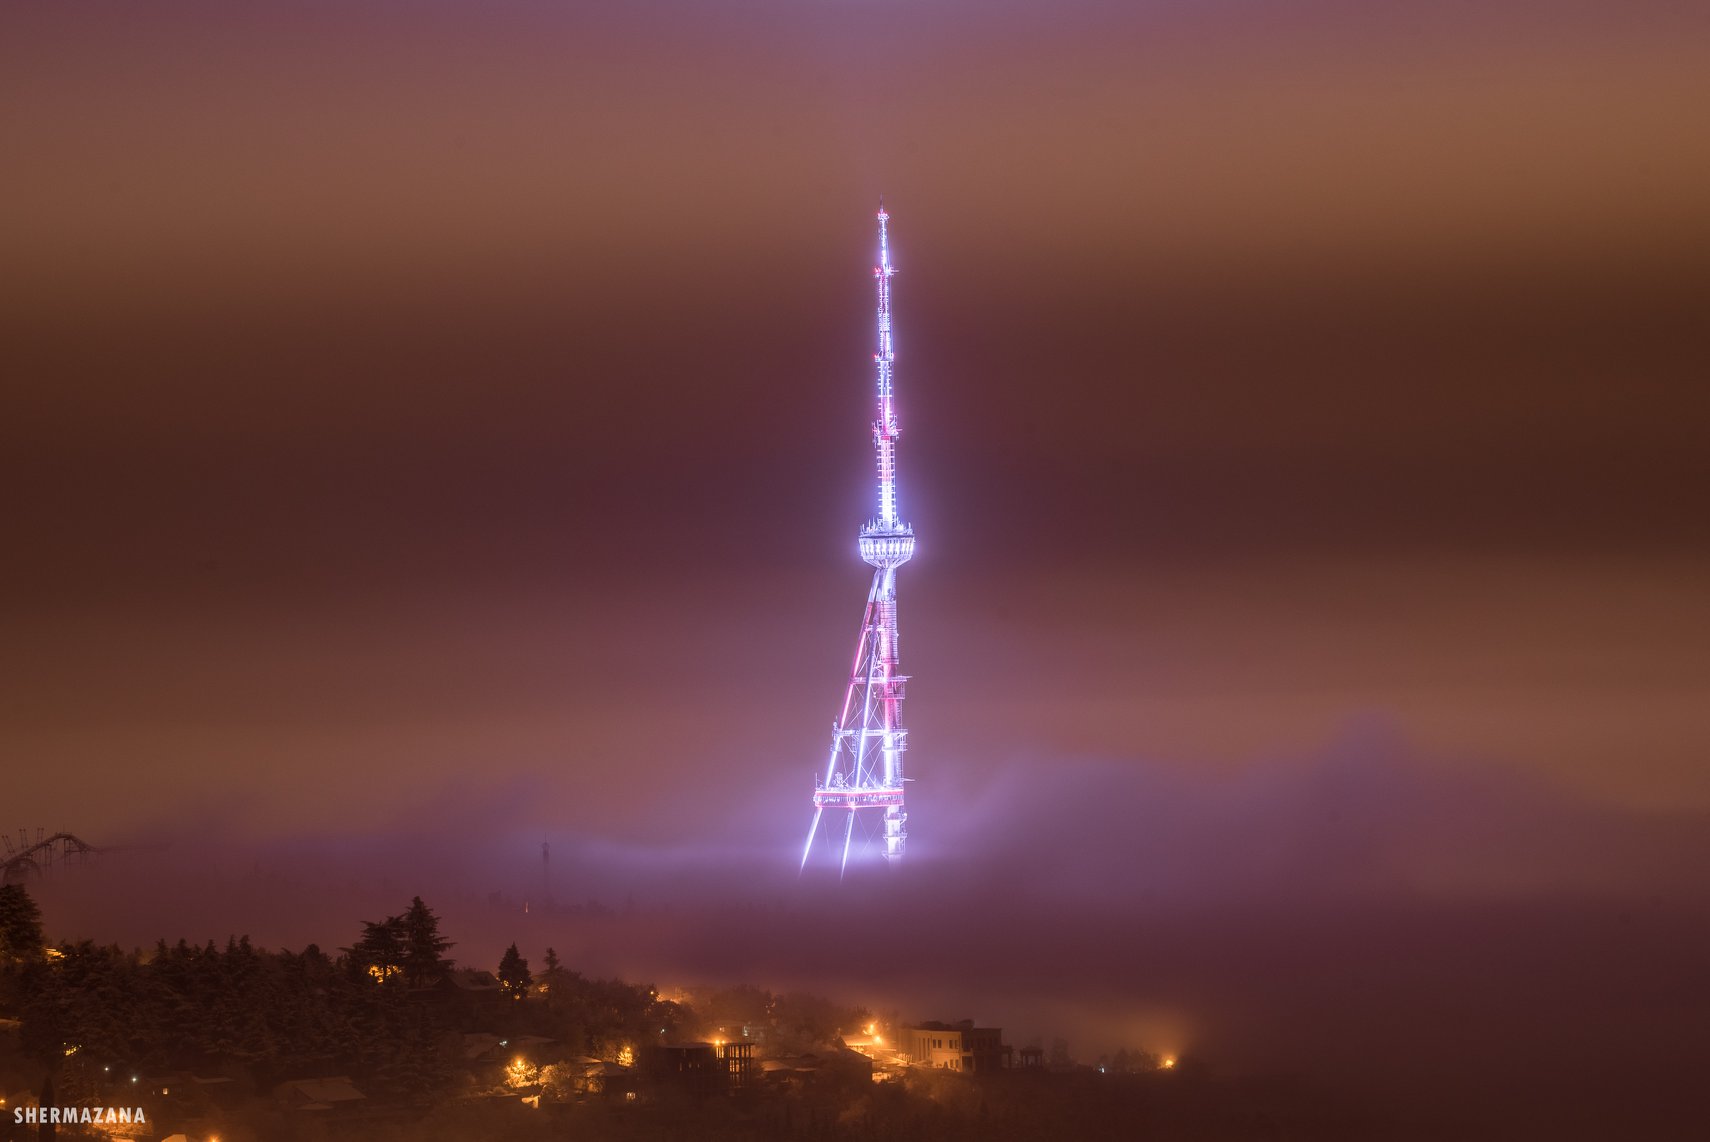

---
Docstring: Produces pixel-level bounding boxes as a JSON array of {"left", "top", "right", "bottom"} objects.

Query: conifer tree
[
  {"left": 0, "top": 883, "right": 45, "bottom": 963},
  {"left": 346, "top": 916, "right": 407, "bottom": 984},
  {"left": 497, "top": 943, "right": 532, "bottom": 1002},
  {"left": 399, "top": 896, "right": 454, "bottom": 987},
  {"left": 541, "top": 946, "right": 567, "bottom": 1013}
]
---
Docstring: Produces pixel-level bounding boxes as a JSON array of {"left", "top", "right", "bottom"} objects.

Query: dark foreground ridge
[{"left": 0, "top": 885, "right": 1381, "bottom": 1142}]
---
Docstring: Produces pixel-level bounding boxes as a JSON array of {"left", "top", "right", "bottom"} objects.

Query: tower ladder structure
[{"left": 801, "top": 202, "right": 916, "bottom": 874}]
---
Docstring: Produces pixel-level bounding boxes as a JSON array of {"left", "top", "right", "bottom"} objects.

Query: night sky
[{"left": 4, "top": 2, "right": 1708, "bottom": 1134}]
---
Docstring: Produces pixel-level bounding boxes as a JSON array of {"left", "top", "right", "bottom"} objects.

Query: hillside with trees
[{"left": 0, "top": 886, "right": 1366, "bottom": 1140}]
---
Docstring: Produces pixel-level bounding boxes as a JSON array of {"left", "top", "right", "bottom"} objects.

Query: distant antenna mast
[{"left": 801, "top": 201, "right": 916, "bottom": 874}]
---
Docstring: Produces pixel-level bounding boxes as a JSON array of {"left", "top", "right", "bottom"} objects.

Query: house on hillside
[
  {"left": 544, "top": 1057, "right": 632, "bottom": 1099},
  {"left": 640, "top": 1043, "right": 724, "bottom": 1099},
  {"left": 905, "top": 1021, "right": 1010, "bottom": 1073},
  {"left": 419, "top": 969, "right": 505, "bottom": 1027},
  {"left": 273, "top": 1075, "right": 368, "bottom": 1116}
]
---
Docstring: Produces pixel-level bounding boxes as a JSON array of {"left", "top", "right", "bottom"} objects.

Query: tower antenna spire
[
  {"left": 801, "top": 202, "right": 916, "bottom": 873},
  {"left": 873, "top": 198, "right": 898, "bottom": 530}
]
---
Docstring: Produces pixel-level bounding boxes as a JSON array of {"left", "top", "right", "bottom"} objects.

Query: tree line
[{"left": 0, "top": 886, "right": 866, "bottom": 1105}]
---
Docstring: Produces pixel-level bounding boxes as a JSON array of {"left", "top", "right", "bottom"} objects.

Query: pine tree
[
  {"left": 497, "top": 943, "right": 532, "bottom": 1002},
  {"left": 0, "top": 883, "right": 45, "bottom": 963},
  {"left": 399, "top": 896, "right": 454, "bottom": 987},
  {"left": 345, "top": 916, "right": 407, "bottom": 984},
  {"left": 541, "top": 946, "right": 567, "bottom": 1013}
]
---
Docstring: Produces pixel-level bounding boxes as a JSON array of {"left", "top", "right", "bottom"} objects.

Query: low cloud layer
[{"left": 31, "top": 739, "right": 1708, "bottom": 1138}]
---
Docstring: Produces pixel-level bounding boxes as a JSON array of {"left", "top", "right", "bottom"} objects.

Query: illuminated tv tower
[{"left": 801, "top": 202, "right": 915, "bottom": 874}]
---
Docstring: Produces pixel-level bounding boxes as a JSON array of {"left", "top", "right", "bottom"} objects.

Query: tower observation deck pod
[{"left": 801, "top": 203, "right": 915, "bottom": 875}]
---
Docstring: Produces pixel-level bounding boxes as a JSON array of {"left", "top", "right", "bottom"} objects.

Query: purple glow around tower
[{"left": 801, "top": 203, "right": 915, "bottom": 875}]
